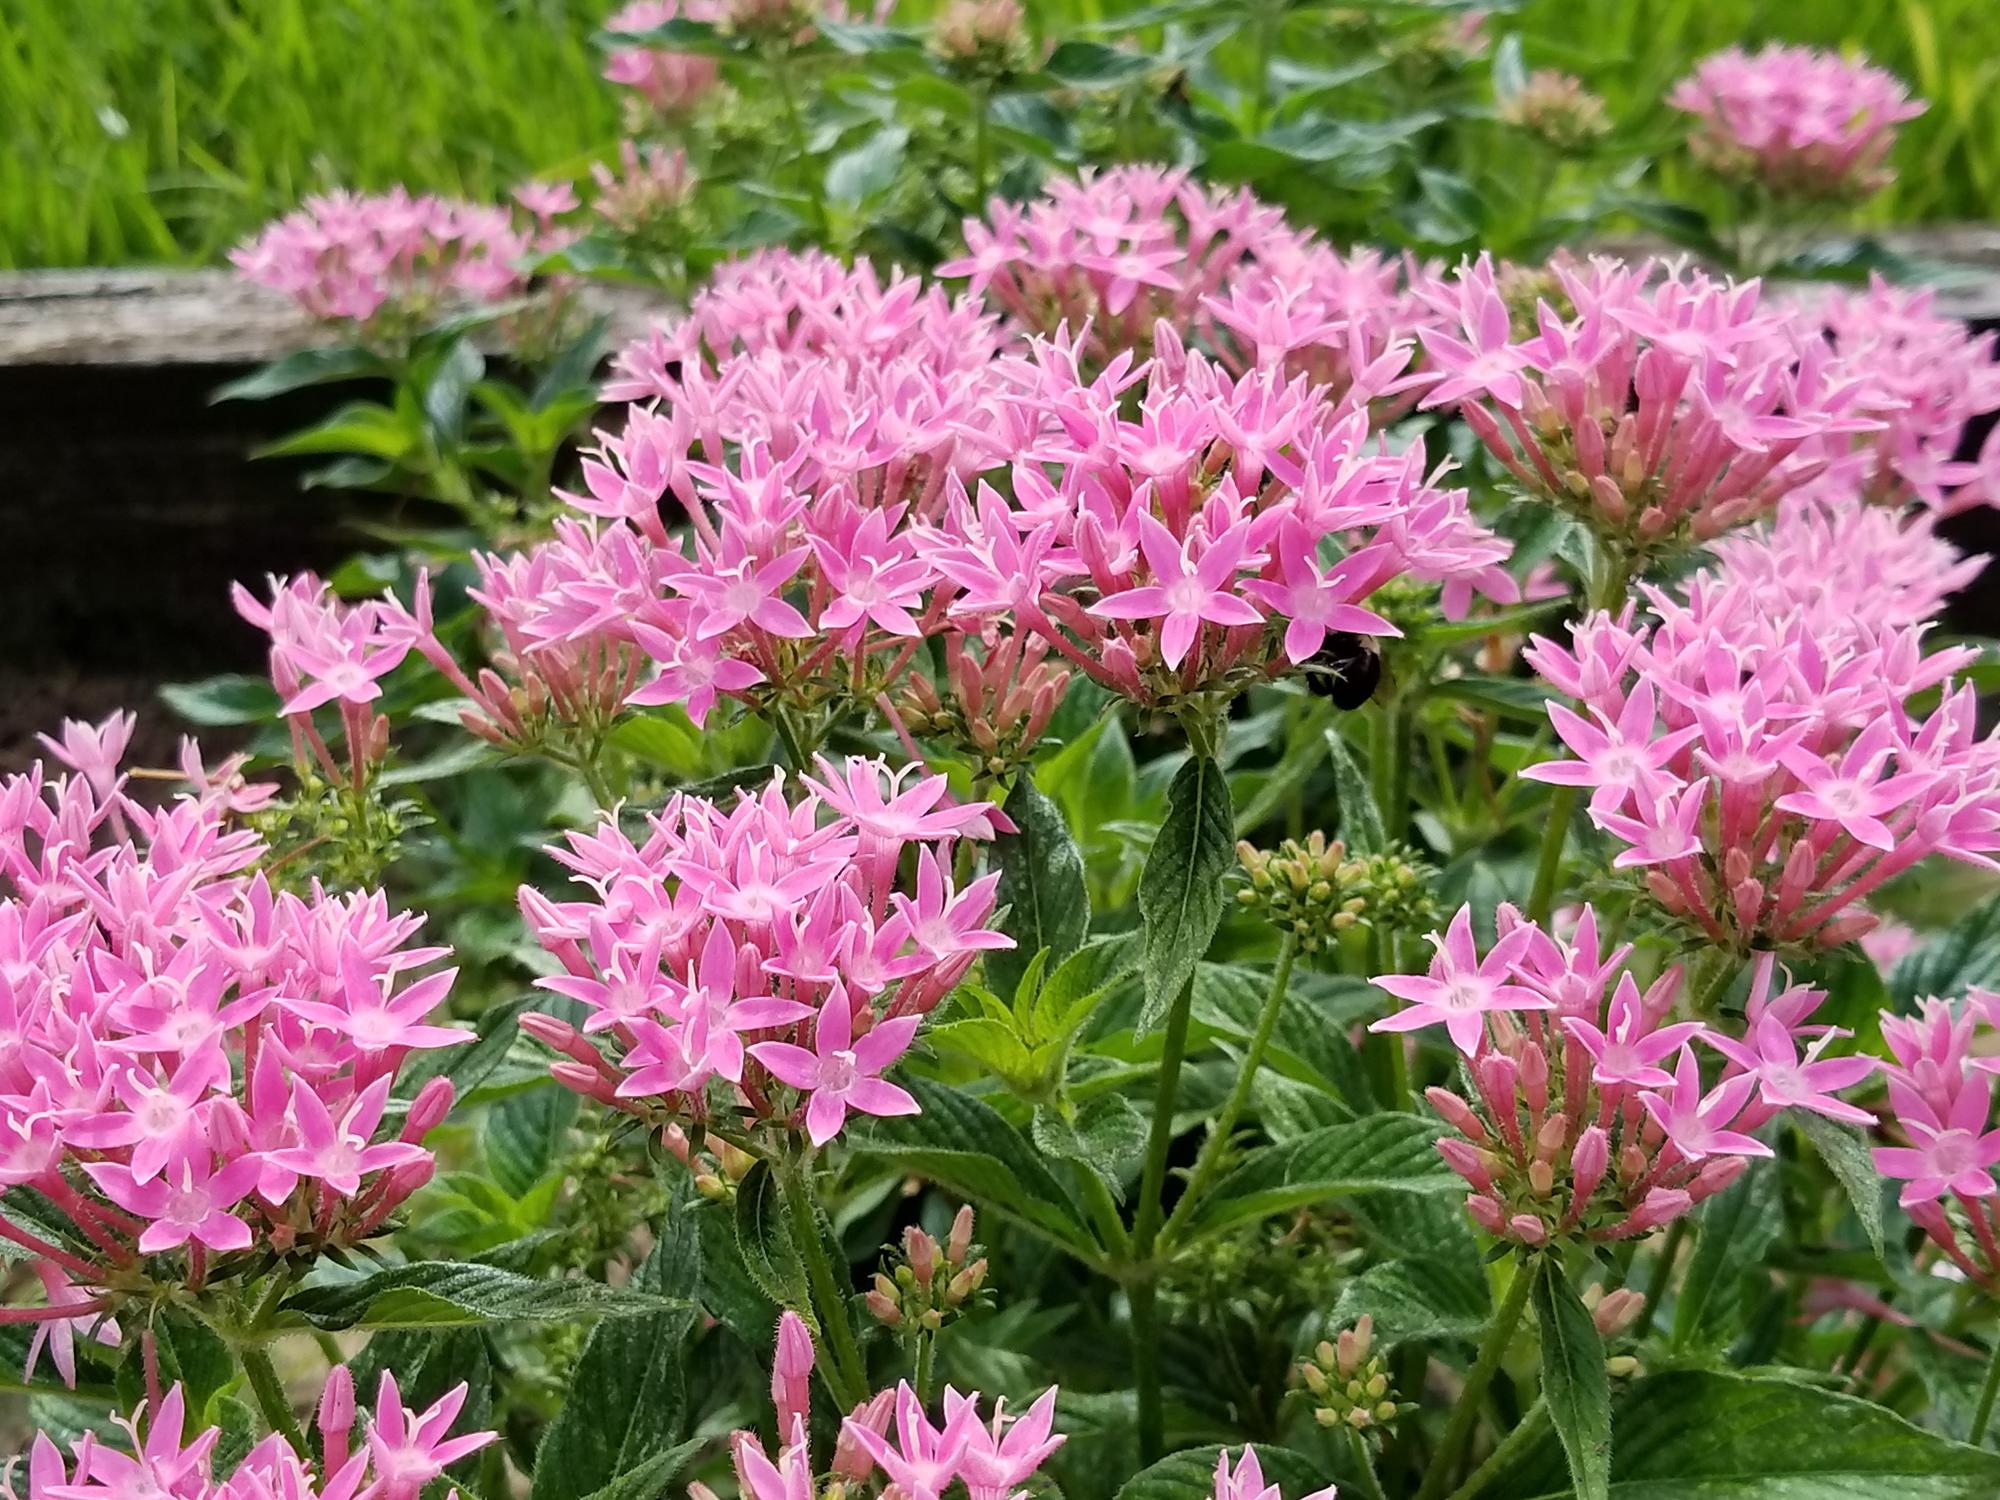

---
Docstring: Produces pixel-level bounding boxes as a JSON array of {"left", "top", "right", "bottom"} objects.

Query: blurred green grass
[{"left": 4, "top": 0, "right": 1997, "bottom": 269}]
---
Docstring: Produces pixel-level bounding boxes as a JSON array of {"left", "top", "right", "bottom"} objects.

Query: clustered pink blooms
[
  {"left": 1873, "top": 990, "right": 2000, "bottom": 1294},
  {"left": 699, "top": 1311, "right": 1066, "bottom": 1500},
  {"left": 938, "top": 166, "right": 1316, "bottom": 359},
  {"left": 1416, "top": 252, "right": 1872, "bottom": 560},
  {"left": 453, "top": 240, "right": 1512, "bottom": 745},
  {"left": 1667, "top": 45, "right": 1925, "bottom": 202},
  {"left": 229, "top": 187, "right": 538, "bottom": 329},
  {"left": 235, "top": 574, "right": 415, "bottom": 783},
  {"left": 601, "top": 0, "right": 726, "bottom": 118},
  {"left": 12, "top": 1370, "right": 493, "bottom": 1500},
  {"left": 1378, "top": 907, "right": 1877, "bottom": 1245},
  {"left": 0, "top": 718, "right": 464, "bottom": 1330},
  {"left": 1522, "top": 512, "right": 2000, "bottom": 950},
  {"left": 517, "top": 759, "right": 1005, "bottom": 1146},
  {"left": 591, "top": 140, "right": 699, "bottom": 239},
  {"left": 1794, "top": 277, "right": 2000, "bottom": 514}
]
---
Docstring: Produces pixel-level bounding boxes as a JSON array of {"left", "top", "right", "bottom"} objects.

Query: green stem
[
  {"left": 1629, "top": 1217, "right": 1687, "bottom": 1342},
  {"left": 1246, "top": 0, "right": 1279, "bottom": 133},
  {"left": 779, "top": 1159, "right": 869, "bottom": 1409},
  {"left": 972, "top": 86, "right": 991, "bottom": 202},
  {"left": 1160, "top": 935, "right": 1297, "bottom": 1247},
  {"left": 1445, "top": 1396, "right": 1549, "bottom": 1500},
  {"left": 913, "top": 1330, "right": 935, "bottom": 1405},
  {"left": 241, "top": 1343, "right": 307, "bottom": 1454},
  {"left": 1971, "top": 1335, "right": 2000, "bottom": 1446},
  {"left": 767, "top": 53, "right": 826, "bottom": 237},
  {"left": 1371, "top": 694, "right": 1414, "bottom": 843},
  {"left": 1526, "top": 784, "right": 1578, "bottom": 924},
  {"left": 1129, "top": 972, "right": 1196, "bottom": 1466},
  {"left": 1346, "top": 1428, "right": 1389, "bottom": 1500},
  {"left": 770, "top": 707, "right": 811, "bottom": 771},
  {"left": 1413, "top": 1262, "right": 1535, "bottom": 1500},
  {"left": 1131, "top": 1279, "right": 1165, "bottom": 1464}
]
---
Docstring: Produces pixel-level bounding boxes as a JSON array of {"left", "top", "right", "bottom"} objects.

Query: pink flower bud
[
  {"left": 1690, "top": 1155, "right": 1747, "bottom": 1202},
  {"left": 318, "top": 1364, "right": 355, "bottom": 1472},
  {"left": 835, "top": 1391, "right": 895, "bottom": 1481},
  {"left": 1437, "top": 1137, "right": 1495, "bottom": 1194},
  {"left": 1508, "top": 1214, "right": 1549, "bottom": 1245},
  {"left": 903, "top": 1226, "right": 938, "bottom": 1284},
  {"left": 1467, "top": 1194, "right": 1506, "bottom": 1234},
  {"left": 1570, "top": 1125, "right": 1610, "bottom": 1205},
  {"left": 771, "top": 1311, "right": 814, "bottom": 1437},
  {"left": 399, "top": 1078, "right": 455, "bottom": 1142},
  {"left": 947, "top": 1205, "right": 975, "bottom": 1268},
  {"left": 1426, "top": 1086, "right": 1490, "bottom": 1143}
]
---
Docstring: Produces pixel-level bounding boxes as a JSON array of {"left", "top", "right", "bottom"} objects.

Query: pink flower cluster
[
  {"left": 1795, "top": 277, "right": 2000, "bottom": 515},
  {"left": 1667, "top": 45, "right": 1924, "bottom": 201},
  {"left": 1377, "top": 907, "right": 1876, "bottom": 1245},
  {"left": 230, "top": 188, "right": 536, "bottom": 329},
  {"left": 1874, "top": 990, "right": 2000, "bottom": 1294},
  {"left": 940, "top": 164, "right": 1443, "bottom": 411},
  {"left": 235, "top": 574, "right": 416, "bottom": 782},
  {"left": 517, "top": 759, "right": 1006, "bottom": 1146},
  {"left": 13, "top": 1370, "right": 492, "bottom": 1500},
  {"left": 1523, "top": 510, "right": 2000, "bottom": 949},
  {"left": 0, "top": 718, "right": 464, "bottom": 1316},
  {"left": 1416, "top": 253, "right": 1871, "bottom": 558},
  {"left": 601, "top": 0, "right": 725, "bottom": 118},
  {"left": 939, "top": 166, "right": 1314, "bottom": 357},
  {"left": 703, "top": 1311, "right": 1067, "bottom": 1500},
  {"left": 420, "top": 242, "right": 1511, "bottom": 748}
]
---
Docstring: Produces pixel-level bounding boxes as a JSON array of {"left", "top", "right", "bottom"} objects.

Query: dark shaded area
[{"left": 0, "top": 363, "right": 361, "bottom": 772}]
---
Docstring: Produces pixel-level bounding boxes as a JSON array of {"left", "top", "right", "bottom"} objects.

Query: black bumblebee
[{"left": 1300, "top": 632, "right": 1383, "bottom": 709}]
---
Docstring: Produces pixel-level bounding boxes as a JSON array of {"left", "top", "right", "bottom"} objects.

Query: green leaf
[
  {"left": 990, "top": 774, "right": 1091, "bottom": 999},
  {"left": 854, "top": 1078, "right": 1101, "bottom": 1261},
  {"left": 1112, "top": 1446, "right": 1328, "bottom": 1500},
  {"left": 1793, "top": 1109, "right": 1890, "bottom": 1263},
  {"left": 285, "top": 1262, "right": 684, "bottom": 1330},
  {"left": 530, "top": 1217, "right": 700, "bottom": 1500},
  {"left": 1178, "top": 1114, "right": 1455, "bottom": 1243},
  {"left": 1478, "top": 1369, "right": 2000, "bottom": 1498},
  {"left": 570, "top": 1440, "right": 705, "bottom": 1500},
  {"left": 1332, "top": 1255, "right": 1489, "bottom": 1346},
  {"left": 1672, "top": 1159, "right": 1781, "bottom": 1351},
  {"left": 733, "top": 1160, "right": 811, "bottom": 1311},
  {"left": 159, "top": 674, "right": 280, "bottom": 727},
  {"left": 1043, "top": 39, "right": 1156, "bottom": 86},
  {"left": 254, "top": 400, "right": 418, "bottom": 461},
  {"left": 1535, "top": 1259, "right": 1611, "bottom": 1500},
  {"left": 1890, "top": 897, "right": 2000, "bottom": 1005},
  {"left": 485, "top": 1085, "right": 579, "bottom": 1199},
  {"left": 1032, "top": 1094, "right": 1146, "bottom": 1202},
  {"left": 422, "top": 337, "right": 487, "bottom": 445},
  {"left": 396, "top": 995, "right": 533, "bottom": 1104},
  {"left": 1430, "top": 674, "right": 1554, "bottom": 721},
  {"left": 1136, "top": 754, "right": 1233, "bottom": 1034},
  {"left": 211, "top": 346, "right": 381, "bottom": 402},
  {"left": 825, "top": 125, "right": 910, "bottom": 205},
  {"left": 1322, "top": 728, "right": 1383, "bottom": 853}
]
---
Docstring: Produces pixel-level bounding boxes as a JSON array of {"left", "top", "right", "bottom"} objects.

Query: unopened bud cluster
[
  {"left": 898, "top": 633, "right": 1069, "bottom": 777},
  {"left": 1235, "top": 833, "right": 1437, "bottom": 952},
  {"left": 867, "top": 1206, "right": 988, "bottom": 1331},
  {"left": 931, "top": 0, "right": 1033, "bottom": 84},
  {"left": 1500, "top": 71, "right": 1612, "bottom": 153},
  {"left": 725, "top": 0, "right": 818, "bottom": 44},
  {"left": 1295, "top": 1316, "right": 1405, "bottom": 1432}
]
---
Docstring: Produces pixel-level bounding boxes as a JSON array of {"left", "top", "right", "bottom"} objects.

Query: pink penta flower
[
  {"left": 943, "top": 1386, "right": 1067, "bottom": 1500},
  {"left": 1704, "top": 1014, "right": 1877, "bottom": 1125},
  {"left": 749, "top": 985, "right": 922, "bottom": 1146},
  {"left": 23, "top": 1264, "right": 120, "bottom": 1390},
  {"left": 364, "top": 1371, "right": 499, "bottom": 1500},
  {"left": 1639, "top": 1046, "right": 1774, "bottom": 1162},
  {"left": 1087, "top": 512, "right": 1265, "bottom": 670},
  {"left": 1368, "top": 905, "right": 1547, "bottom": 1055},
  {"left": 82, "top": 1156, "right": 263, "bottom": 1254},
  {"left": 840, "top": 1381, "right": 973, "bottom": 1500},
  {"left": 1874, "top": 1074, "right": 2000, "bottom": 1207},
  {"left": 1563, "top": 973, "right": 1703, "bottom": 1089},
  {"left": 1211, "top": 1445, "right": 1339, "bottom": 1500}
]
